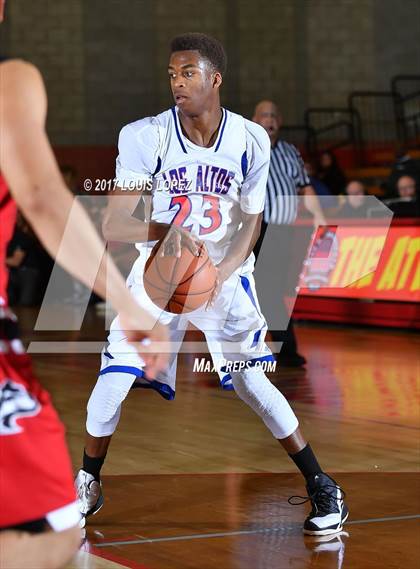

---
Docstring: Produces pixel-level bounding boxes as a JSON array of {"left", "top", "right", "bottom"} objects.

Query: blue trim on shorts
[
  {"left": 239, "top": 275, "right": 263, "bottom": 318},
  {"left": 131, "top": 379, "right": 175, "bottom": 401},
  {"left": 220, "top": 374, "right": 234, "bottom": 390},
  {"left": 98, "top": 365, "right": 175, "bottom": 401},
  {"left": 251, "top": 328, "right": 262, "bottom": 348},
  {"left": 99, "top": 365, "right": 144, "bottom": 377}
]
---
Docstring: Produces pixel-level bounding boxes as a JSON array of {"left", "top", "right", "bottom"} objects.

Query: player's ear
[{"left": 213, "top": 72, "right": 222, "bottom": 89}]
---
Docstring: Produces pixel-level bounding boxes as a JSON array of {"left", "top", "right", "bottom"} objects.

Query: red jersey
[
  {"left": 0, "top": 174, "right": 79, "bottom": 529},
  {"left": 0, "top": 173, "right": 17, "bottom": 306}
]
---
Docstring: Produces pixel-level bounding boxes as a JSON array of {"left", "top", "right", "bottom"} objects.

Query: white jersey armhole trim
[{"left": 46, "top": 500, "right": 81, "bottom": 532}]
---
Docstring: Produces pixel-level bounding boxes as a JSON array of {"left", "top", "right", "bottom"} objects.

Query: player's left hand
[
  {"left": 161, "top": 225, "right": 202, "bottom": 258},
  {"left": 206, "top": 264, "right": 230, "bottom": 310}
]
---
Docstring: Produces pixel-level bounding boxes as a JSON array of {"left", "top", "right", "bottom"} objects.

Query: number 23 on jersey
[{"left": 169, "top": 195, "right": 222, "bottom": 236}]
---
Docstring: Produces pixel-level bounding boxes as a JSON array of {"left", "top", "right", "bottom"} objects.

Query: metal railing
[
  {"left": 348, "top": 91, "right": 404, "bottom": 144},
  {"left": 283, "top": 75, "right": 420, "bottom": 165},
  {"left": 279, "top": 125, "right": 316, "bottom": 155},
  {"left": 304, "top": 107, "right": 359, "bottom": 157},
  {"left": 392, "top": 75, "right": 420, "bottom": 148}
]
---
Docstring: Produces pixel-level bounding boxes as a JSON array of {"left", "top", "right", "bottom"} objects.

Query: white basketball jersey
[{"left": 115, "top": 106, "right": 270, "bottom": 269}]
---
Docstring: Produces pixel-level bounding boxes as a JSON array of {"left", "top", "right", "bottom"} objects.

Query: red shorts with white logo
[{"left": 0, "top": 351, "right": 80, "bottom": 530}]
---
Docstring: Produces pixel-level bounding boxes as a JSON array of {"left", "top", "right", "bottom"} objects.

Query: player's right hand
[{"left": 161, "top": 225, "right": 202, "bottom": 258}]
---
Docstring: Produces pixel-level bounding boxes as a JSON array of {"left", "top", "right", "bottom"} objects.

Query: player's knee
[
  {"left": 231, "top": 368, "right": 276, "bottom": 412},
  {"left": 231, "top": 367, "right": 299, "bottom": 438},
  {"left": 87, "top": 374, "right": 131, "bottom": 423},
  {"left": 86, "top": 377, "right": 125, "bottom": 436},
  {"left": 86, "top": 403, "right": 121, "bottom": 437}
]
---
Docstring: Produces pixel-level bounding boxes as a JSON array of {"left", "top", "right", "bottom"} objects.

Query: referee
[{"left": 252, "top": 100, "right": 326, "bottom": 367}]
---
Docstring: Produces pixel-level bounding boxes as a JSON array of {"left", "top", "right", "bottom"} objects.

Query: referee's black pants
[{"left": 253, "top": 221, "right": 312, "bottom": 358}]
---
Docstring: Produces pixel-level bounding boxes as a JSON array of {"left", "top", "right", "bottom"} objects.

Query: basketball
[{"left": 143, "top": 240, "right": 217, "bottom": 314}]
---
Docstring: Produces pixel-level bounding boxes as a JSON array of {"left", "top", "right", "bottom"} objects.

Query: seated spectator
[
  {"left": 304, "top": 160, "right": 338, "bottom": 209},
  {"left": 337, "top": 180, "right": 370, "bottom": 218},
  {"left": 318, "top": 150, "right": 347, "bottom": 196},
  {"left": 305, "top": 161, "right": 331, "bottom": 196},
  {"left": 385, "top": 175, "right": 420, "bottom": 218},
  {"left": 6, "top": 214, "right": 44, "bottom": 306},
  {"left": 385, "top": 151, "right": 420, "bottom": 197}
]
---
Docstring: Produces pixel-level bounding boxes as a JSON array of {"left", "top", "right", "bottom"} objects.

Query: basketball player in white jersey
[{"left": 76, "top": 33, "right": 348, "bottom": 536}]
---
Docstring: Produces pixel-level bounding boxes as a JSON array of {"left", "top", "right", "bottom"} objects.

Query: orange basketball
[{"left": 143, "top": 240, "right": 217, "bottom": 314}]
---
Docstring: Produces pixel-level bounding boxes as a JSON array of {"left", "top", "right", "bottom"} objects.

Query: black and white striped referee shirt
[{"left": 264, "top": 139, "right": 310, "bottom": 225}]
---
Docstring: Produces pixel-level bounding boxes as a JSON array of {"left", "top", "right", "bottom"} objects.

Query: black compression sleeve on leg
[
  {"left": 83, "top": 450, "right": 106, "bottom": 481},
  {"left": 289, "top": 444, "right": 323, "bottom": 481}
]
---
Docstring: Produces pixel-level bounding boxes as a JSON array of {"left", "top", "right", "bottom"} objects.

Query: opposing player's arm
[
  {"left": 102, "top": 187, "right": 171, "bottom": 243},
  {"left": 0, "top": 60, "right": 169, "bottom": 377},
  {"left": 0, "top": 60, "right": 132, "bottom": 307}
]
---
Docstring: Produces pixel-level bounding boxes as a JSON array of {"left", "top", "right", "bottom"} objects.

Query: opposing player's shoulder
[
  {"left": 0, "top": 59, "right": 46, "bottom": 121},
  {"left": 244, "top": 118, "right": 271, "bottom": 153}
]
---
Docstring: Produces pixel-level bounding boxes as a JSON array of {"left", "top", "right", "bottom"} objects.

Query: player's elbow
[{"left": 16, "top": 185, "right": 53, "bottom": 219}]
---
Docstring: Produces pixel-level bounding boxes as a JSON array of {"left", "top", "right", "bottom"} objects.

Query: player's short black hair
[{"left": 170, "top": 33, "right": 227, "bottom": 76}]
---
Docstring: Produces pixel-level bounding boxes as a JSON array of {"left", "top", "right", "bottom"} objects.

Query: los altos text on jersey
[{"left": 160, "top": 165, "right": 236, "bottom": 195}]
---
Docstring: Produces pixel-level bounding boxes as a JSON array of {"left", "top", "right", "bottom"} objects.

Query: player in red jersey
[{"left": 0, "top": 1, "right": 169, "bottom": 567}]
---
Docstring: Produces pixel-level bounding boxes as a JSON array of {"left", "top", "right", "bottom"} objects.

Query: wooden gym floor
[{"left": 19, "top": 308, "right": 420, "bottom": 568}]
